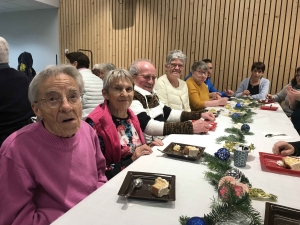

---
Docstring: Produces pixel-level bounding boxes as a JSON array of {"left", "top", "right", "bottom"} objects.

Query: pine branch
[
  {"left": 179, "top": 216, "right": 190, "bottom": 225},
  {"left": 216, "top": 135, "right": 246, "bottom": 144}
]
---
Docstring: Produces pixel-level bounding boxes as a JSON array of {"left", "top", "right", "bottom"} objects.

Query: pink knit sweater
[{"left": 0, "top": 121, "right": 107, "bottom": 225}]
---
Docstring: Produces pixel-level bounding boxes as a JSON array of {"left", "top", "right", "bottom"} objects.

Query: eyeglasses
[
  {"left": 195, "top": 70, "right": 207, "bottom": 76},
  {"left": 137, "top": 74, "right": 157, "bottom": 81},
  {"left": 36, "top": 92, "right": 83, "bottom": 108},
  {"left": 169, "top": 63, "right": 184, "bottom": 69}
]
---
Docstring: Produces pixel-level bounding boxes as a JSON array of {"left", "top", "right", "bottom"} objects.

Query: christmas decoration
[
  {"left": 241, "top": 124, "right": 250, "bottom": 132},
  {"left": 223, "top": 141, "right": 255, "bottom": 153},
  {"left": 186, "top": 217, "right": 208, "bottom": 225},
  {"left": 225, "top": 168, "right": 242, "bottom": 181},
  {"left": 231, "top": 113, "right": 240, "bottom": 118},
  {"left": 235, "top": 103, "right": 242, "bottom": 108},
  {"left": 215, "top": 127, "right": 254, "bottom": 144},
  {"left": 214, "top": 148, "right": 230, "bottom": 161}
]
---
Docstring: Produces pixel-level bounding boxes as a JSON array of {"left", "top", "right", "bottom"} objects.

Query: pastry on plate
[{"left": 151, "top": 177, "right": 169, "bottom": 197}]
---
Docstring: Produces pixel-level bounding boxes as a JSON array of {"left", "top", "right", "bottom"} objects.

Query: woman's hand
[
  {"left": 132, "top": 144, "right": 153, "bottom": 161},
  {"left": 266, "top": 94, "right": 272, "bottom": 99},
  {"left": 192, "top": 119, "right": 211, "bottom": 133},
  {"left": 218, "top": 97, "right": 228, "bottom": 105},
  {"left": 149, "top": 139, "right": 164, "bottom": 147},
  {"left": 242, "top": 90, "right": 250, "bottom": 96},
  {"left": 272, "top": 141, "right": 295, "bottom": 156},
  {"left": 201, "top": 112, "right": 215, "bottom": 122},
  {"left": 209, "top": 92, "right": 221, "bottom": 100}
]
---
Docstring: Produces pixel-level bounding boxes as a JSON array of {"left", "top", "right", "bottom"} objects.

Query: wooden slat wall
[{"left": 59, "top": 0, "right": 300, "bottom": 93}]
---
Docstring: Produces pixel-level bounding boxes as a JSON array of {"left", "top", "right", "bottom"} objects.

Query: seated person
[
  {"left": 234, "top": 62, "right": 270, "bottom": 100},
  {"left": 128, "top": 59, "right": 215, "bottom": 143},
  {"left": 92, "top": 63, "right": 116, "bottom": 80},
  {"left": 0, "top": 37, "right": 35, "bottom": 147},
  {"left": 266, "top": 67, "right": 300, "bottom": 117},
  {"left": 186, "top": 61, "right": 228, "bottom": 111},
  {"left": 154, "top": 50, "right": 191, "bottom": 111},
  {"left": 86, "top": 69, "right": 163, "bottom": 180},
  {"left": 184, "top": 58, "right": 233, "bottom": 98},
  {"left": 66, "top": 52, "right": 104, "bottom": 119},
  {"left": 0, "top": 65, "right": 107, "bottom": 225},
  {"left": 272, "top": 141, "right": 300, "bottom": 156}
]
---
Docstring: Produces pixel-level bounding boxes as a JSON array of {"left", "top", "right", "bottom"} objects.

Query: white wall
[{"left": 0, "top": 8, "right": 59, "bottom": 73}]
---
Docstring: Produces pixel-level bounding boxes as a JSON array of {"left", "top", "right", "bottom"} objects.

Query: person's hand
[
  {"left": 192, "top": 119, "right": 211, "bottom": 133},
  {"left": 224, "top": 89, "right": 234, "bottom": 96},
  {"left": 132, "top": 144, "right": 153, "bottom": 161},
  {"left": 272, "top": 141, "right": 295, "bottom": 156},
  {"left": 266, "top": 94, "right": 272, "bottom": 99},
  {"left": 149, "top": 139, "right": 164, "bottom": 147},
  {"left": 287, "top": 86, "right": 300, "bottom": 101},
  {"left": 210, "top": 92, "right": 221, "bottom": 100},
  {"left": 242, "top": 90, "right": 250, "bottom": 96},
  {"left": 201, "top": 112, "right": 215, "bottom": 122},
  {"left": 218, "top": 97, "right": 228, "bottom": 105}
]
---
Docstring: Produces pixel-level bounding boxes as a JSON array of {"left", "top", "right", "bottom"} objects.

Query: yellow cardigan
[{"left": 186, "top": 77, "right": 210, "bottom": 111}]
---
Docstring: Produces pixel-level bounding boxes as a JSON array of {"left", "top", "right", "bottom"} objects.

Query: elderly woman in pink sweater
[{"left": 0, "top": 65, "right": 107, "bottom": 225}]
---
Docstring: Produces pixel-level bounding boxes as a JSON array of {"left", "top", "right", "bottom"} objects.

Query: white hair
[{"left": 0, "top": 37, "right": 9, "bottom": 63}]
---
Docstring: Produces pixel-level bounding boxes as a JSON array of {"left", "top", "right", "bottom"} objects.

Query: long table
[{"left": 52, "top": 103, "right": 300, "bottom": 225}]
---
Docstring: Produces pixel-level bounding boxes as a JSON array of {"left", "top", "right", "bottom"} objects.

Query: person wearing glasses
[
  {"left": 0, "top": 65, "right": 107, "bottom": 225},
  {"left": 234, "top": 62, "right": 270, "bottom": 100},
  {"left": 266, "top": 67, "right": 300, "bottom": 117},
  {"left": 154, "top": 50, "right": 191, "bottom": 111},
  {"left": 66, "top": 52, "right": 104, "bottom": 119},
  {"left": 186, "top": 61, "right": 228, "bottom": 111},
  {"left": 86, "top": 69, "right": 163, "bottom": 180},
  {"left": 128, "top": 59, "right": 215, "bottom": 143},
  {"left": 184, "top": 59, "right": 234, "bottom": 98}
]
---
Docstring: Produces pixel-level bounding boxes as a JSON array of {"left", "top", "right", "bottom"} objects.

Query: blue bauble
[
  {"left": 231, "top": 113, "right": 239, "bottom": 118},
  {"left": 214, "top": 148, "right": 230, "bottom": 161},
  {"left": 235, "top": 103, "right": 242, "bottom": 108},
  {"left": 186, "top": 217, "right": 208, "bottom": 225},
  {"left": 241, "top": 124, "right": 250, "bottom": 132}
]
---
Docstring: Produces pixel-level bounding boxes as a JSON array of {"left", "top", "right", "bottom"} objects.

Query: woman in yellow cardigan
[{"left": 186, "top": 61, "right": 228, "bottom": 111}]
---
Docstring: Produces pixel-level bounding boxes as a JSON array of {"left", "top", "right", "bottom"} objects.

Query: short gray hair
[
  {"left": 166, "top": 50, "right": 186, "bottom": 65},
  {"left": 128, "top": 59, "right": 152, "bottom": 76},
  {"left": 103, "top": 69, "right": 134, "bottom": 92},
  {"left": 28, "top": 65, "right": 84, "bottom": 103},
  {"left": 191, "top": 61, "right": 208, "bottom": 72},
  {"left": 0, "top": 37, "right": 9, "bottom": 63},
  {"left": 93, "top": 63, "right": 116, "bottom": 72}
]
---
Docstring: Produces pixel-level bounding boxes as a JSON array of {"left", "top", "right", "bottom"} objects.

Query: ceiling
[{"left": 0, "top": 0, "right": 59, "bottom": 14}]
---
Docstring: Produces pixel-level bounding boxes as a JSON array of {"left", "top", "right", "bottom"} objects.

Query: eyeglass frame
[
  {"left": 35, "top": 93, "right": 84, "bottom": 109},
  {"left": 195, "top": 70, "right": 208, "bottom": 76},
  {"left": 169, "top": 63, "right": 184, "bottom": 69}
]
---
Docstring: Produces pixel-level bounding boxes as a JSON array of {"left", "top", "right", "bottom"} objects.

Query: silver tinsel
[{"left": 225, "top": 168, "right": 242, "bottom": 181}]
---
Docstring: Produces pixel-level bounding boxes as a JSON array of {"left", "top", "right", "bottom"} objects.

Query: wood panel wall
[{"left": 59, "top": 0, "right": 300, "bottom": 94}]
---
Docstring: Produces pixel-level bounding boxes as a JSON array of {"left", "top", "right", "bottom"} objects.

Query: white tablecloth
[{"left": 52, "top": 103, "right": 300, "bottom": 225}]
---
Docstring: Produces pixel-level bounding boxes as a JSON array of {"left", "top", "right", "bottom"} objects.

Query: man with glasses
[
  {"left": 128, "top": 59, "right": 215, "bottom": 143},
  {"left": 185, "top": 59, "right": 234, "bottom": 98},
  {"left": 66, "top": 52, "right": 104, "bottom": 119}
]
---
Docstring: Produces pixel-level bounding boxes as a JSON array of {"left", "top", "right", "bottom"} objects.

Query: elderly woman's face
[
  {"left": 32, "top": 73, "right": 82, "bottom": 137},
  {"left": 103, "top": 77, "right": 134, "bottom": 113},
  {"left": 192, "top": 69, "right": 208, "bottom": 85},
  {"left": 166, "top": 58, "right": 184, "bottom": 79}
]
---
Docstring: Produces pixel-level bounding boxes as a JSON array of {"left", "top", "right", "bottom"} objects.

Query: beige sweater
[{"left": 154, "top": 74, "right": 191, "bottom": 111}]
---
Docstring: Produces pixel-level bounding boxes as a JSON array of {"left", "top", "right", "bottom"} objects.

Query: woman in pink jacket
[{"left": 86, "top": 69, "right": 163, "bottom": 180}]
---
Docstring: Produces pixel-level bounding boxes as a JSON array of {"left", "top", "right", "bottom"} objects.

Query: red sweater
[{"left": 0, "top": 121, "right": 107, "bottom": 225}]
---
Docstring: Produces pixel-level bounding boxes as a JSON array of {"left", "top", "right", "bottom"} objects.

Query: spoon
[
  {"left": 125, "top": 178, "right": 143, "bottom": 197},
  {"left": 265, "top": 133, "right": 287, "bottom": 137}
]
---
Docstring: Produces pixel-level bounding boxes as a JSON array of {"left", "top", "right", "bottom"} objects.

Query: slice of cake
[
  {"left": 151, "top": 177, "right": 169, "bottom": 197},
  {"left": 283, "top": 156, "right": 300, "bottom": 171},
  {"left": 184, "top": 146, "right": 199, "bottom": 157},
  {"left": 173, "top": 144, "right": 181, "bottom": 151}
]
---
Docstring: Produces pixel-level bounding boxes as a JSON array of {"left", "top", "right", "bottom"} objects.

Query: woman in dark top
[{"left": 234, "top": 62, "right": 270, "bottom": 100}]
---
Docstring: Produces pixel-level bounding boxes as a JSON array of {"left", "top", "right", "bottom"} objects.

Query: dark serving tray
[
  {"left": 264, "top": 202, "right": 300, "bottom": 225},
  {"left": 118, "top": 171, "right": 176, "bottom": 201},
  {"left": 160, "top": 142, "right": 205, "bottom": 161}
]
